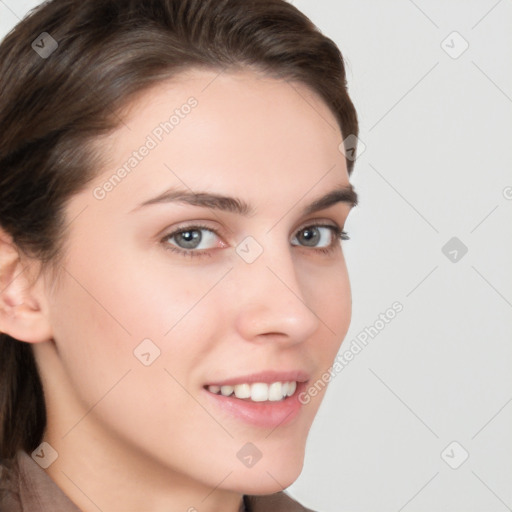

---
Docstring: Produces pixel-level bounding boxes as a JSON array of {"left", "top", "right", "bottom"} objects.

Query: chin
[{"left": 227, "top": 451, "right": 305, "bottom": 495}]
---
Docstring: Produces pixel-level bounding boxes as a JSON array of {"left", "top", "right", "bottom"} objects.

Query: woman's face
[{"left": 37, "top": 69, "right": 355, "bottom": 496}]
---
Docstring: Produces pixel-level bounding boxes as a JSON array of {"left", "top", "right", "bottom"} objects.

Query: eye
[
  {"left": 292, "top": 224, "right": 349, "bottom": 253},
  {"left": 161, "top": 223, "right": 222, "bottom": 257}
]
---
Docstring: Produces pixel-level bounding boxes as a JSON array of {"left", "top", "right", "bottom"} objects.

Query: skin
[{"left": 0, "top": 69, "right": 355, "bottom": 512}]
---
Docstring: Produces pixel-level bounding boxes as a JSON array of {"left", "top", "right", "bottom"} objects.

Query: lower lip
[{"left": 202, "top": 382, "right": 307, "bottom": 429}]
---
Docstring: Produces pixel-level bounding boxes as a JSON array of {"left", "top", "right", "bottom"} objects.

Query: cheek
[
  {"left": 299, "top": 257, "right": 351, "bottom": 409},
  {"left": 306, "top": 255, "right": 352, "bottom": 348},
  {"left": 47, "top": 252, "right": 225, "bottom": 450},
  {"left": 49, "top": 246, "right": 225, "bottom": 392}
]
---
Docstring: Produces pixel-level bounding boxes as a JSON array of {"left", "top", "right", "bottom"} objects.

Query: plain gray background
[{"left": 1, "top": 1, "right": 511, "bottom": 511}]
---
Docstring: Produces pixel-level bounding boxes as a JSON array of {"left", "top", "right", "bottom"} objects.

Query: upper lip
[{"left": 205, "top": 370, "right": 310, "bottom": 387}]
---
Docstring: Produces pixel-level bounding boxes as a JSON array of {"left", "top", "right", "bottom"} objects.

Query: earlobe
[{"left": 0, "top": 229, "right": 53, "bottom": 343}]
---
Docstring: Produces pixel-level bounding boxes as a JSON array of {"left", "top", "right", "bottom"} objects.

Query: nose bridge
[{"left": 232, "top": 234, "right": 320, "bottom": 343}]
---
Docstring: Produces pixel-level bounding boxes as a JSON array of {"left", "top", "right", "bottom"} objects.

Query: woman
[{"left": 0, "top": 0, "right": 359, "bottom": 510}]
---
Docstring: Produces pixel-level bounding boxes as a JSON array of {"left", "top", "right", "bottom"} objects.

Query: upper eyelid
[{"left": 162, "top": 218, "right": 343, "bottom": 239}]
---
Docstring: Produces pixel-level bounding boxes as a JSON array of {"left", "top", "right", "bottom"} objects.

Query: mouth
[
  {"left": 202, "top": 371, "right": 309, "bottom": 428},
  {"left": 205, "top": 381, "right": 297, "bottom": 402}
]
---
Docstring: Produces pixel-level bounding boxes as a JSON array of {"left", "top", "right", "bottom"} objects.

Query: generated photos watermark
[
  {"left": 93, "top": 96, "right": 198, "bottom": 200},
  {"left": 298, "top": 301, "right": 403, "bottom": 404}
]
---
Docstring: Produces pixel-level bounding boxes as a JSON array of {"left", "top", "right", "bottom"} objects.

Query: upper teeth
[{"left": 207, "top": 381, "right": 297, "bottom": 402}]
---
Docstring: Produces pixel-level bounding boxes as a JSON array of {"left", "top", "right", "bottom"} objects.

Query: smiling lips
[
  {"left": 204, "top": 370, "right": 309, "bottom": 405},
  {"left": 203, "top": 372, "right": 308, "bottom": 428},
  {"left": 207, "top": 381, "right": 297, "bottom": 402}
]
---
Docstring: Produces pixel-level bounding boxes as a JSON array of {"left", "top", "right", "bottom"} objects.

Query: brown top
[{"left": 0, "top": 451, "right": 315, "bottom": 512}]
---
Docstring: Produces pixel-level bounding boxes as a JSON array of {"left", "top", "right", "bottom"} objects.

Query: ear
[{"left": 0, "top": 228, "right": 53, "bottom": 343}]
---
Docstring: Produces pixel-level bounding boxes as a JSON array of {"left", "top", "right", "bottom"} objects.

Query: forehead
[{"left": 86, "top": 68, "right": 349, "bottom": 215}]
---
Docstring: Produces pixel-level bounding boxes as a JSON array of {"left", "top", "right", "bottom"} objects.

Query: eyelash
[{"left": 160, "top": 223, "right": 349, "bottom": 259}]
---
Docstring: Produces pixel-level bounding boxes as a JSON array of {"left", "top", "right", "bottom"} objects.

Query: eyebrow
[{"left": 132, "top": 183, "right": 358, "bottom": 216}]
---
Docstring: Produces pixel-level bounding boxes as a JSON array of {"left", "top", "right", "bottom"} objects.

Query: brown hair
[{"left": 0, "top": 0, "right": 358, "bottom": 459}]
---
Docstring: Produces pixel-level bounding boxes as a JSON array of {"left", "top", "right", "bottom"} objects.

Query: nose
[{"left": 232, "top": 242, "right": 321, "bottom": 346}]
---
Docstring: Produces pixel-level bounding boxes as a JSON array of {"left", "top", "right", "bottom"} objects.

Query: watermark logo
[
  {"left": 133, "top": 338, "right": 161, "bottom": 366},
  {"left": 441, "top": 441, "right": 469, "bottom": 469},
  {"left": 31, "top": 32, "right": 58, "bottom": 59},
  {"left": 236, "top": 442, "right": 262, "bottom": 468},
  {"left": 31, "top": 441, "right": 58, "bottom": 469},
  {"left": 236, "top": 236, "right": 264, "bottom": 264},
  {"left": 441, "top": 31, "right": 469, "bottom": 59},
  {"left": 338, "top": 134, "right": 366, "bottom": 162},
  {"left": 441, "top": 236, "right": 468, "bottom": 263}
]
